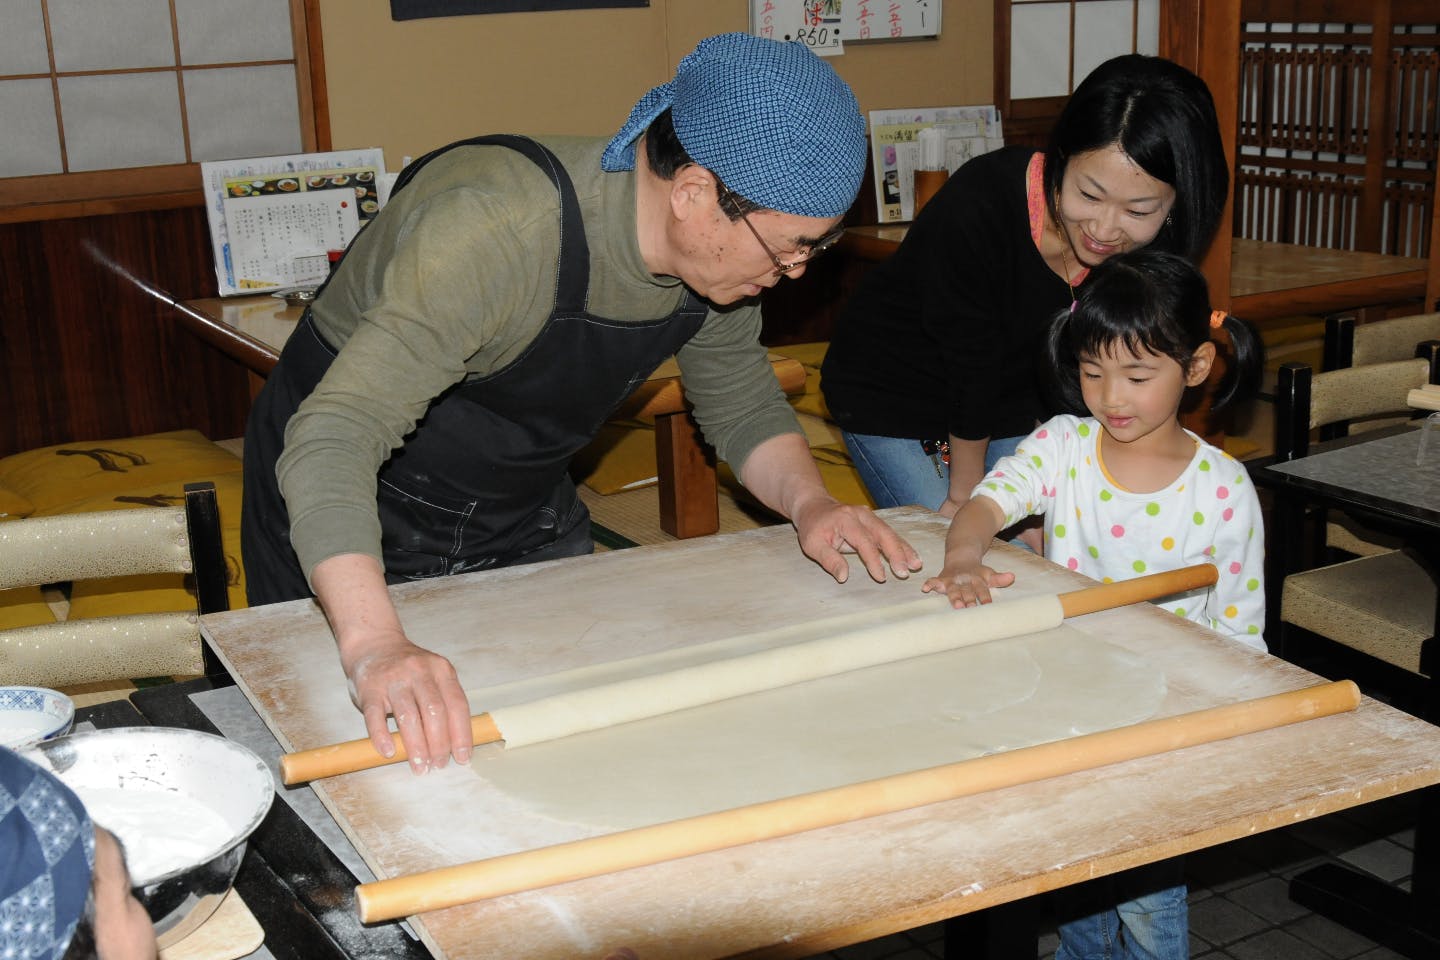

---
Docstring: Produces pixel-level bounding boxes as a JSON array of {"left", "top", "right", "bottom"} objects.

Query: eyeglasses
[{"left": 717, "top": 187, "right": 846, "bottom": 278}]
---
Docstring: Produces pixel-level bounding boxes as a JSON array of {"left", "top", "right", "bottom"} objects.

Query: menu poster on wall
[
  {"left": 201, "top": 148, "right": 387, "bottom": 297},
  {"left": 749, "top": 0, "right": 939, "bottom": 50},
  {"left": 750, "top": 0, "right": 844, "bottom": 55},
  {"left": 869, "top": 106, "right": 1003, "bottom": 223}
]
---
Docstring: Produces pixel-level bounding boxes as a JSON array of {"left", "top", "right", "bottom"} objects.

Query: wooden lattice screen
[{"left": 1234, "top": 1, "right": 1437, "bottom": 257}]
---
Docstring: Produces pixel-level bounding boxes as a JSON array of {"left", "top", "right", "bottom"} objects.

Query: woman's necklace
[{"left": 1053, "top": 217, "right": 1078, "bottom": 311}]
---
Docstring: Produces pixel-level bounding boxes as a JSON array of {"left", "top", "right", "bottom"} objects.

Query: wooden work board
[{"left": 201, "top": 507, "right": 1440, "bottom": 960}]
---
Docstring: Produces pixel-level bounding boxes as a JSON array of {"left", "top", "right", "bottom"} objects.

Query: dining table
[
  {"left": 190, "top": 505, "right": 1440, "bottom": 960},
  {"left": 1251, "top": 422, "right": 1440, "bottom": 957},
  {"left": 841, "top": 229, "right": 1431, "bottom": 321},
  {"left": 170, "top": 294, "right": 805, "bottom": 539}
]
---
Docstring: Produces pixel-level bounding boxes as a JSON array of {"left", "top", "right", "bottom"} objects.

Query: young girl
[{"left": 922, "top": 248, "right": 1266, "bottom": 959}]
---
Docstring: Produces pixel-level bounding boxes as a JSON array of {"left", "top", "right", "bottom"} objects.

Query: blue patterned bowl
[{"left": 0, "top": 686, "right": 74, "bottom": 749}]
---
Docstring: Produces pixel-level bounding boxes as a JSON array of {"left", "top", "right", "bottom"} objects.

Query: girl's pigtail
[{"left": 1207, "top": 310, "right": 1266, "bottom": 412}]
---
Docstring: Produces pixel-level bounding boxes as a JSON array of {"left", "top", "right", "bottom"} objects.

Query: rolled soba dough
[
  {"left": 470, "top": 617, "right": 1166, "bottom": 832},
  {"left": 486, "top": 593, "right": 1064, "bottom": 748}
]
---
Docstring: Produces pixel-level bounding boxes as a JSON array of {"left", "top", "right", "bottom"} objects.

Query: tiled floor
[{"left": 810, "top": 790, "right": 1419, "bottom": 958}]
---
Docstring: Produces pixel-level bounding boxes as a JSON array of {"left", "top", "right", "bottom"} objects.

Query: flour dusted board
[{"left": 200, "top": 507, "right": 1440, "bottom": 959}]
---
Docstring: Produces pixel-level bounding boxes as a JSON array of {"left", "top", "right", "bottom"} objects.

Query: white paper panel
[
  {"left": 1136, "top": 0, "right": 1160, "bottom": 55},
  {"left": 175, "top": 0, "right": 294, "bottom": 65},
  {"left": 49, "top": 0, "right": 175, "bottom": 72},
  {"left": 1011, "top": 3, "right": 1072, "bottom": 100},
  {"left": 58, "top": 73, "right": 186, "bottom": 172},
  {"left": 1074, "top": 1, "right": 1139, "bottom": 89},
  {"left": 0, "top": 79, "right": 63, "bottom": 177},
  {"left": 185, "top": 65, "right": 303, "bottom": 162},
  {"left": 0, "top": 0, "right": 51, "bottom": 75}
]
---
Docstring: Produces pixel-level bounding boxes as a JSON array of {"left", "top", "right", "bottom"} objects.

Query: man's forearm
[{"left": 736, "top": 431, "right": 833, "bottom": 521}]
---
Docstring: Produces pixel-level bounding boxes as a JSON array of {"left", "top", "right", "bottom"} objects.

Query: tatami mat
[{"left": 579, "top": 476, "right": 781, "bottom": 550}]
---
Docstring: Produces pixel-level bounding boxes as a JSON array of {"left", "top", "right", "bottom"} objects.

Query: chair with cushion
[
  {"left": 1271, "top": 353, "right": 1438, "bottom": 704},
  {"left": 1324, "top": 311, "right": 1440, "bottom": 372},
  {"left": 0, "top": 481, "right": 229, "bottom": 688}
]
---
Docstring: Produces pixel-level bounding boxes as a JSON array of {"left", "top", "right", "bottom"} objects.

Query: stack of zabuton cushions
[
  {"left": 0, "top": 430, "right": 246, "bottom": 629},
  {"left": 570, "top": 342, "right": 874, "bottom": 508}
]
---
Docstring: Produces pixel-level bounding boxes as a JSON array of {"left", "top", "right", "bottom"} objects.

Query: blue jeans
[
  {"left": 840, "top": 430, "right": 1025, "bottom": 511},
  {"left": 1054, "top": 864, "right": 1189, "bottom": 960}
]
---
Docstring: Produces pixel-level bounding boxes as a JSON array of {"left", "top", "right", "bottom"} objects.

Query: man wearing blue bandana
[
  {"left": 0, "top": 746, "right": 157, "bottom": 959},
  {"left": 241, "top": 33, "right": 923, "bottom": 775}
]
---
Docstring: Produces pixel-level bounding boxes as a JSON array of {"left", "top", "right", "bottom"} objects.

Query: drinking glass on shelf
[{"left": 1417, "top": 412, "right": 1440, "bottom": 467}]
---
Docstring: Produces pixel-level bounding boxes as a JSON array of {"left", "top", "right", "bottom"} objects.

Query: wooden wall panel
[{"left": 0, "top": 206, "right": 252, "bottom": 459}]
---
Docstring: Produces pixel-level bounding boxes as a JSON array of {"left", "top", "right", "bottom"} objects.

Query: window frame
[{"left": 0, "top": 0, "right": 330, "bottom": 225}]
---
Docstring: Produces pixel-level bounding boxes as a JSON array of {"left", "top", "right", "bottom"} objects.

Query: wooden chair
[
  {"left": 1271, "top": 355, "right": 1438, "bottom": 697},
  {"left": 1324, "top": 312, "right": 1440, "bottom": 373},
  {"left": 0, "top": 481, "right": 229, "bottom": 687}
]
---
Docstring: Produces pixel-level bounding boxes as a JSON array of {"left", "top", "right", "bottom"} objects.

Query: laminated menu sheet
[
  {"left": 869, "top": 106, "right": 1003, "bottom": 222},
  {"left": 201, "top": 148, "right": 388, "bottom": 296}
]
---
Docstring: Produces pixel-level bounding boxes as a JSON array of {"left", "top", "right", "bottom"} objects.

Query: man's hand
[
  {"left": 313, "top": 553, "right": 474, "bottom": 774},
  {"left": 791, "top": 497, "right": 923, "bottom": 584},
  {"left": 341, "top": 629, "right": 474, "bottom": 774},
  {"left": 738, "top": 433, "right": 923, "bottom": 584}
]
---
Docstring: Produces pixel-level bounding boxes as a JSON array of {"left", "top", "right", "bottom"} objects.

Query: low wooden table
[
  {"left": 172, "top": 296, "right": 804, "bottom": 539},
  {"left": 1229, "top": 238, "right": 1429, "bottom": 321},
  {"left": 201, "top": 506, "right": 1440, "bottom": 960}
]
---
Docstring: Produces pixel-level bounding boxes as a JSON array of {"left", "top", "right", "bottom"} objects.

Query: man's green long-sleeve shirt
[{"left": 279, "top": 136, "right": 801, "bottom": 579}]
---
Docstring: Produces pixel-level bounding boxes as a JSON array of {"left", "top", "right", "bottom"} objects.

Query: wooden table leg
[{"left": 654, "top": 410, "right": 719, "bottom": 539}]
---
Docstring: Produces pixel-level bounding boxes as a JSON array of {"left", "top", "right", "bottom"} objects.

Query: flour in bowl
[
  {"left": 70, "top": 786, "right": 235, "bottom": 883},
  {"left": 0, "top": 713, "right": 56, "bottom": 746}
]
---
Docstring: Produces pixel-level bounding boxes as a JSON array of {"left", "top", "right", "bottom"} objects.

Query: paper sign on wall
[{"left": 750, "top": 0, "right": 940, "bottom": 56}]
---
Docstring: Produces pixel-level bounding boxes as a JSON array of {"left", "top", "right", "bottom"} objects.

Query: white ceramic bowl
[
  {"left": 26, "top": 727, "right": 275, "bottom": 947},
  {"left": 0, "top": 686, "right": 74, "bottom": 749}
]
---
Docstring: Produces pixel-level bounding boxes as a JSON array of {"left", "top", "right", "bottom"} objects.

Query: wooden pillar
[{"left": 1162, "top": 0, "right": 1242, "bottom": 444}]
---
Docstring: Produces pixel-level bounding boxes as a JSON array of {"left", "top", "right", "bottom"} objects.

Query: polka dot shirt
[{"left": 974, "top": 414, "right": 1267, "bottom": 649}]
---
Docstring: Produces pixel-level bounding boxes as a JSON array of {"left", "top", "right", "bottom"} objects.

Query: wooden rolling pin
[
  {"left": 282, "top": 563, "right": 1218, "bottom": 785},
  {"left": 354, "top": 678, "right": 1360, "bottom": 922},
  {"left": 1408, "top": 384, "right": 1440, "bottom": 412}
]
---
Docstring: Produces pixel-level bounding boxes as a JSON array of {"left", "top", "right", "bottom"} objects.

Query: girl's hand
[{"left": 921, "top": 564, "right": 1016, "bottom": 608}]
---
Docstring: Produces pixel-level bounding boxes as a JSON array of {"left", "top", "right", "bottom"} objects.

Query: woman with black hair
[{"left": 821, "top": 55, "right": 1230, "bottom": 528}]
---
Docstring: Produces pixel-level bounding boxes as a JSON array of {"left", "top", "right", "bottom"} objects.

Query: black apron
[{"left": 241, "top": 135, "right": 708, "bottom": 604}]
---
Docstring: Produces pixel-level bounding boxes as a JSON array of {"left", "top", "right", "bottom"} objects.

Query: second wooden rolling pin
[
  {"left": 281, "top": 563, "right": 1219, "bottom": 785},
  {"left": 354, "top": 679, "right": 1362, "bottom": 922}
]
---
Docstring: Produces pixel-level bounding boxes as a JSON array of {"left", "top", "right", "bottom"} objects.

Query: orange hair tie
[{"left": 1209, "top": 309, "right": 1227, "bottom": 329}]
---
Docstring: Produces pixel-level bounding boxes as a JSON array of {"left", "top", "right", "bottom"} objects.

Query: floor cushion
[{"left": 0, "top": 429, "right": 242, "bottom": 516}]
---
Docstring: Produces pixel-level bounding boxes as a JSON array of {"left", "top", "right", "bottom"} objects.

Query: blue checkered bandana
[
  {"left": 0, "top": 747, "right": 95, "bottom": 960},
  {"left": 602, "top": 33, "right": 866, "bottom": 219}
]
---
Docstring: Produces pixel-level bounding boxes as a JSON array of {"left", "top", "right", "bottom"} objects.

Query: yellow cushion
[
  {"left": 716, "top": 442, "right": 874, "bottom": 510},
  {"left": 0, "top": 429, "right": 242, "bottom": 516},
  {"left": 770, "top": 342, "right": 833, "bottom": 420},
  {"left": 811, "top": 443, "right": 875, "bottom": 507},
  {"left": 59, "top": 472, "right": 247, "bottom": 618},
  {"left": 571, "top": 421, "right": 659, "bottom": 495},
  {"left": 0, "top": 485, "right": 34, "bottom": 520},
  {"left": 0, "top": 586, "right": 58, "bottom": 630}
]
